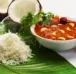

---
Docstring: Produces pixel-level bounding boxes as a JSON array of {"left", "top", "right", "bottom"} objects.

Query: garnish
[
  {"left": 20, "top": 12, "right": 33, "bottom": 37},
  {"left": 20, "top": 12, "right": 54, "bottom": 38},
  {"left": 0, "top": 23, "right": 6, "bottom": 34},
  {"left": 35, "top": 12, "right": 54, "bottom": 25},
  {"left": 21, "top": 12, "right": 33, "bottom": 26},
  {"left": 60, "top": 17, "right": 67, "bottom": 24},
  {"left": 21, "top": 12, "right": 54, "bottom": 26},
  {"left": 3, "top": 17, "right": 21, "bottom": 33}
]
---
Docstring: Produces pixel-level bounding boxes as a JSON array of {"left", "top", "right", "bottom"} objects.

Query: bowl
[{"left": 30, "top": 25, "right": 76, "bottom": 51}]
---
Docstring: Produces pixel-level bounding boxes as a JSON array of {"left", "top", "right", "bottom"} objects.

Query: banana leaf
[{"left": 0, "top": 17, "right": 76, "bottom": 74}]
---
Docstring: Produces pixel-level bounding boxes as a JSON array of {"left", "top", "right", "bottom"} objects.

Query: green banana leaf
[{"left": 0, "top": 17, "right": 76, "bottom": 74}]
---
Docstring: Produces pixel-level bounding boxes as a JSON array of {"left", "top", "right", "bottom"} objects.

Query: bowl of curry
[{"left": 30, "top": 16, "right": 76, "bottom": 51}]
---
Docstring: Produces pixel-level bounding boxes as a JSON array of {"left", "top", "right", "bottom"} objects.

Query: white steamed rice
[{"left": 0, "top": 32, "right": 32, "bottom": 65}]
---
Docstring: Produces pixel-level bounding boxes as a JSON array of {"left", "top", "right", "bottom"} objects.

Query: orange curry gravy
[{"left": 34, "top": 17, "right": 76, "bottom": 40}]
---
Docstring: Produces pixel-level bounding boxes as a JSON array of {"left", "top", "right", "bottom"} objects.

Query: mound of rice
[{"left": 0, "top": 32, "right": 32, "bottom": 65}]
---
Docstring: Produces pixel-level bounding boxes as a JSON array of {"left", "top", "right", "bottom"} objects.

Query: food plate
[{"left": 0, "top": 17, "right": 76, "bottom": 74}]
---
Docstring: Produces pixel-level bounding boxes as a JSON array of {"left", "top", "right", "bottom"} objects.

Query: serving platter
[{"left": 0, "top": 17, "right": 76, "bottom": 74}]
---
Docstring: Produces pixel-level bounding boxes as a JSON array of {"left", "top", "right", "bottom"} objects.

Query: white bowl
[{"left": 30, "top": 25, "right": 76, "bottom": 51}]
